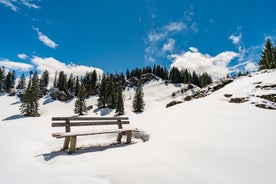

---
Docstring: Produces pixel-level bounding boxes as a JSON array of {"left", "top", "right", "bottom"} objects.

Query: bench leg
[
  {"left": 126, "top": 131, "right": 132, "bottom": 144},
  {"left": 63, "top": 137, "right": 70, "bottom": 149},
  {"left": 117, "top": 132, "right": 123, "bottom": 143},
  {"left": 68, "top": 136, "right": 77, "bottom": 154}
]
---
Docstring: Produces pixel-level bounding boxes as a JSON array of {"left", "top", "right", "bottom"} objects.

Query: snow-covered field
[{"left": 0, "top": 71, "right": 276, "bottom": 184}]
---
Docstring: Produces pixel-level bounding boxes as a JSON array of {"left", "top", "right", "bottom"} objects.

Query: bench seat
[{"left": 52, "top": 128, "right": 139, "bottom": 138}]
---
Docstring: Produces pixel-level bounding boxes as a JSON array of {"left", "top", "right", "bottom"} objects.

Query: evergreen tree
[
  {"left": 116, "top": 82, "right": 124, "bottom": 115},
  {"left": 74, "top": 83, "right": 87, "bottom": 115},
  {"left": 16, "top": 74, "right": 26, "bottom": 89},
  {"left": 57, "top": 71, "right": 68, "bottom": 92},
  {"left": 0, "top": 67, "right": 4, "bottom": 91},
  {"left": 83, "top": 70, "right": 97, "bottom": 95},
  {"left": 20, "top": 72, "right": 40, "bottom": 117},
  {"left": 75, "top": 76, "right": 80, "bottom": 96},
  {"left": 106, "top": 76, "right": 116, "bottom": 108},
  {"left": 41, "top": 70, "right": 49, "bottom": 89},
  {"left": 5, "top": 71, "right": 14, "bottom": 92},
  {"left": 132, "top": 83, "right": 145, "bottom": 112},
  {"left": 199, "top": 72, "right": 213, "bottom": 87},
  {"left": 97, "top": 75, "right": 108, "bottom": 108},
  {"left": 259, "top": 39, "right": 275, "bottom": 70},
  {"left": 192, "top": 71, "right": 200, "bottom": 86},
  {"left": 67, "top": 73, "right": 75, "bottom": 93},
  {"left": 169, "top": 67, "right": 182, "bottom": 83},
  {"left": 126, "top": 69, "right": 130, "bottom": 79},
  {"left": 273, "top": 45, "right": 276, "bottom": 68}
]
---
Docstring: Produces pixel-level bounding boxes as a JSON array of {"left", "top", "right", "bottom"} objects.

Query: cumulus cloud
[
  {"left": 169, "top": 47, "right": 239, "bottom": 79},
  {"left": 162, "top": 39, "right": 175, "bottom": 52},
  {"left": 31, "top": 56, "right": 103, "bottom": 84},
  {"left": 33, "top": 27, "right": 58, "bottom": 49},
  {"left": 0, "top": 59, "right": 33, "bottom": 71},
  {"left": 17, "top": 53, "right": 29, "bottom": 60}
]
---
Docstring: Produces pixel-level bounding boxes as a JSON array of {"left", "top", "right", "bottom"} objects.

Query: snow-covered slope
[{"left": 0, "top": 70, "right": 276, "bottom": 184}]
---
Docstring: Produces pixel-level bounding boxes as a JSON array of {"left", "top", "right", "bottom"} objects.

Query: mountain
[{"left": 0, "top": 70, "right": 275, "bottom": 184}]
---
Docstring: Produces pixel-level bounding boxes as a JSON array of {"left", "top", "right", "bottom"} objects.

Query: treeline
[
  {"left": 126, "top": 65, "right": 169, "bottom": 80},
  {"left": 169, "top": 67, "right": 212, "bottom": 87},
  {"left": 125, "top": 65, "right": 212, "bottom": 87}
]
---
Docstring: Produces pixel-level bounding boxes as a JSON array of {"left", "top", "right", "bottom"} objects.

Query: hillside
[{"left": 0, "top": 70, "right": 276, "bottom": 184}]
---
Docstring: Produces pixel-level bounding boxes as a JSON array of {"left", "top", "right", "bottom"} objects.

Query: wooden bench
[{"left": 52, "top": 117, "right": 138, "bottom": 154}]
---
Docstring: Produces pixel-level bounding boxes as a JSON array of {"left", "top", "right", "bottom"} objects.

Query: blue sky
[{"left": 0, "top": 0, "right": 276, "bottom": 79}]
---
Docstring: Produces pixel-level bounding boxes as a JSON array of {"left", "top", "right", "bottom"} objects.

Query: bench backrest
[{"left": 52, "top": 117, "right": 129, "bottom": 132}]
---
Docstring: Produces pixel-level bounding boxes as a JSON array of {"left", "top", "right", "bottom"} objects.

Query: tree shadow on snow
[
  {"left": 93, "top": 108, "right": 113, "bottom": 116},
  {"left": 11, "top": 101, "right": 21, "bottom": 105},
  {"left": 36, "top": 142, "right": 136, "bottom": 161},
  {"left": 43, "top": 97, "right": 55, "bottom": 105},
  {"left": 2, "top": 114, "right": 28, "bottom": 121}
]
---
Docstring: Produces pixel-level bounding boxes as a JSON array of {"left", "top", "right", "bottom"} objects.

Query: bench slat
[
  {"left": 52, "top": 117, "right": 129, "bottom": 121},
  {"left": 52, "top": 121, "right": 130, "bottom": 127},
  {"left": 52, "top": 128, "right": 138, "bottom": 138}
]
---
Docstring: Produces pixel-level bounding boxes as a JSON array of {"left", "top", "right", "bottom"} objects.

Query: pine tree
[
  {"left": 41, "top": 70, "right": 49, "bottom": 89},
  {"left": 67, "top": 73, "right": 75, "bottom": 93},
  {"left": 106, "top": 76, "right": 116, "bottom": 108},
  {"left": 132, "top": 83, "right": 145, "bottom": 112},
  {"left": 169, "top": 67, "right": 182, "bottom": 83},
  {"left": 199, "top": 72, "right": 213, "bottom": 87},
  {"left": 74, "top": 83, "right": 87, "bottom": 115},
  {"left": 126, "top": 69, "right": 130, "bottom": 79},
  {"left": 0, "top": 67, "right": 4, "bottom": 91},
  {"left": 97, "top": 75, "right": 108, "bottom": 108},
  {"left": 20, "top": 72, "right": 40, "bottom": 117},
  {"left": 116, "top": 82, "right": 124, "bottom": 115},
  {"left": 5, "top": 71, "right": 14, "bottom": 93},
  {"left": 57, "top": 71, "right": 68, "bottom": 92},
  {"left": 259, "top": 39, "right": 274, "bottom": 70},
  {"left": 16, "top": 74, "right": 26, "bottom": 89},
  {"left": 273, "top": 45, "right": 276, "bottom": 68},
  {"left": 75, "top": 76, "right": 80, "bottom": 96},
  {"left": 192, "top": 71, "right": 200, "bottom": 86}
]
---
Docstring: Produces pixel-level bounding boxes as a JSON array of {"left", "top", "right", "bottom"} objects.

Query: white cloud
[
  {"left": 19, "top": 0, "right": 39, "bottom": 9},
  {"left": 145, "top": 6, "right": 199, "bottom": 64},
  {"left": 0, "top": 59, "right": 33, "bottom": 71},
  {"left": 0, "top": 0, "right": 17, "bottom": 11},
  {"left": 148, "top": 31, "right": 166, "bottom": 42},
  {"left": 0, "top": 0, "right": 39, "bottom": 11},
  {"left": 31, "top": 56, "right": 103, "bottom": 84},
  {"left": 169, "top": 47, "right": 239, "bottom": 79},
  {"left": 229, "top": 33, "right": 242, "bottom": 45},
  {"left": 33, "top": 27, "right": 58, "bottom": 49},
  {"left": 245, "top": 62, "right": 258, "bottom": 72},
  {"left": 162, "top": 39, "right": 175, "bottom": 52},
  {"left": 17, "top": 53, "right": 28, "bottom": 60},
  {"left": 164, "top": 22, "right": 187, "bottom": 32}
]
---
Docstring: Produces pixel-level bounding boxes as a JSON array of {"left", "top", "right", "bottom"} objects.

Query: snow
[{"left": 1, "top": 71, "right": 276, "bottom": 184}]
